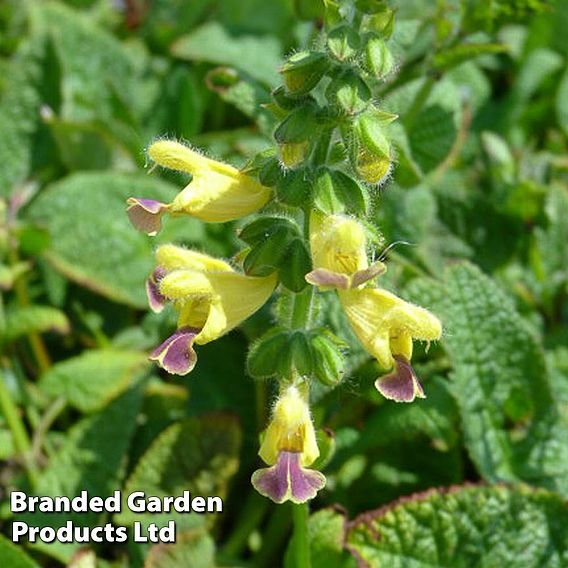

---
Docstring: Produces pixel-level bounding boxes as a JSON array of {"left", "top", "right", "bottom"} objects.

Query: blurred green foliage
[{"left": 1, "top": 0, "right": 568, "bottom": 566}]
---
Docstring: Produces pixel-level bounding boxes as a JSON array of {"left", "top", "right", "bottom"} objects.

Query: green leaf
[
  {"left": 206, "top": 67, "right": 274, "bottom": 136},
  {"left": 2, "top": 305, "right": 70, "bottom": 344},
  {"left": 116, "top": 413, "right": 241, "bottom": 531},
  {"left": 407, "top": 263, "right": 568, "bottom": 495},
  {"left": 40, "top": 3, "right": 137, "bottom": 124},
  {"left": 26, "top": 172, "right": 192, "bottom": 308},
  {"left": 358, "top": 377, "right": 460, "bottom": 452},
  {"left": 145, "top": 528, "right": 216, "bottom": 568},
  {"left": 347, "top": 485, "right": 568, "bottom": 568},
  {"left": 531, "top": 184, "right": 568, "bottom": 299},
  {"left": 308, "top": 509, "right": 354, "bottom": 568},
  {"left": 0, "top": 34, "right": 46, "bottom": 197},
  {"left": 557, "top": 66, "right": 568, "bottom": 136},
  {"left": 0, "top": 534, "right": 40, "bottom": 568},
  {"left": 285, "top": 508, "right": 355, "bottom": 568},
  {"left": 23, "top": 387, "right": 143, "bottom": 563},
  {"left": 433, "top": 42, "right": 508, "bottom": 71},
  {"left": 514, "top": 47, "right": 563, "bottom": 102},
  {"left": 408, "top": 104, "right": 457, "bottom": 173},
  {"left": 39, "top": 350, "right": 149, "bottom": 412},
  {"left": 172, "top": 22, "right": 282, "bottom": 85}
]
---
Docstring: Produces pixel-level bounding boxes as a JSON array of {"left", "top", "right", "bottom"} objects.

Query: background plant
[{"left": 1, "top": 0, "right": 568, "bottom": 567}]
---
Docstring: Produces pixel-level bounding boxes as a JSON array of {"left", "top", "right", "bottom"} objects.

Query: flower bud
[
  {"left": 278, "top": 142, "right": 310, "bottom": 169},
  {"left": 287, "top": 331, "right": 314, "bottom": 376},
  {"left": 280, "top": 51, "right": 329, "bottom": 96},
  {"left": 274, "top": 104, "right": 317, "bottom": 168},
  {"left": 314, "top": 168, "right": 368, "bottom": 215},
  {"left": 363, "top": 34, "right": 395, "bottom": 79},
  {"left": 271, "top": 86, "right": 305, "bottom": 110},
  {"left": 325, "top": 71, "right": 371, "bottom": 115},
  {"left": 247, "top": 329, "right": 290, "bottom": 379},
  {"left": 327, "top": 25, "right": 360, "bottom": 61},
  {"left": 349, "top": 108, "right": 397, "bottom": 184},
  {"left": 274, "top": 105, "right": 317, "bottom": 145},
  {"left": 279, "top": 239, "right": 311, "bottom": 292},
  {"left": 275, "top": 168, "right": 311, "bottom": 207},
  {"left": 244, "top": 226, "right": 290, "bottom": 277},
  {"left": 310, "top": 332, "right": 345, "bottom": 387}
]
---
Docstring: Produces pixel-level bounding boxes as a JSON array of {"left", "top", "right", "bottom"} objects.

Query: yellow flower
[
  {"left": 258, "top": 384, "right": 319, "bottom": 467},
  {"left": 127, "top": 140, "right": 271, "bottom": 234},
  {"left": 252, "top": 385, "right": 325, "bottom": 503},
  {"left": 307, "top": 213, "right": 442, "bottom": 402},
  {"left": 148, "top": 244, "right": 277, "bottom": 375}
]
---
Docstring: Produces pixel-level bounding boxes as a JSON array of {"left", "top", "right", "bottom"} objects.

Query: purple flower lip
[
  {"left": 305, "top": 262, "right": 386, "bottom": 290},
  {"left": 149, "top": 327, "right": 200, "bottom": 376},
  {"left": 251, "top": 451, "right": 326, "bottom": 504},
  {"left": 305, "top": 268, "right": 350, "bottom": 289},
  {"left": 146, "top": 266, "right": 167, "bottom": 313},
  {"left": 375, "top": 355, "right": 425, "bottom": 403},
  {"left": 126, "top": 197, "right": 168, "bottom": 236}
]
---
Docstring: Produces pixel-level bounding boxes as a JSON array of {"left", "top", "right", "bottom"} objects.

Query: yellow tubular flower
[
  {"left": 147, "top": 244, "right": 277, "bottom": 375},
  {"left": 252, "top": 385, "right": 325, "bottom": 504},
  {"left": 306, "top": 214, "right": 442, "bottom": 402},
  {"left": 127, "top": 140, "right": 271, "bottom": 234}
]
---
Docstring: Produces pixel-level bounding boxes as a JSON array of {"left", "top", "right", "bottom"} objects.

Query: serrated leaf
[
  {"left": 2, "top": 305, "right": 70, "bottom": 344},
  {"left": 172, "top": 22, "right": 282, "bottom": 85},
  {"left": 348, "top": 485, "right": 568, "bottom": 568},
  {"left": 145, "top": 528, "right": 216, "bottom": 568},
  {"left": 0, "top": 534, "right": 40, "bottom": 568},
  {"left": 116, "top": 413, "right": 241, "bottom": 531},
  {"left": 358, "top": 377, "right": 460, "bottom": 452},
  {"left": 407, "top": 263, "right": 568, "bottom": 495},
  {"left": 39, "top": 350, "right": 149, "bottom": 412},
  {"left": 26, "top": 172, "right": 188, "bottom": 308},
  {"left": 408, "top": 104, "right": 457, "bottom": 172}
]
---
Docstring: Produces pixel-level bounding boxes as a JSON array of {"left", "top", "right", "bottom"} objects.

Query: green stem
[
  {"left": 290, "top": 286, "right": 315, "bottom": 330},
  {"left": 254, "top": 504, "right": 292, "bottom": 567},
  {"left": 0, "top": 369, "right": 38, "bottom": 487},
  {"left": 402, "top": 75, "right": 436, "bottom": 131},
  {"left": 31, "top": 396, "right": 66, "bottom": 463},
  {"left": 9, "top": 249, "right": 51, "bottom": 374},
  {"left": 292, "top": 502, "right": 311, "bottom": 568},
  {"left": 220, "top": 492, "right": 269, "bottom": 560}
]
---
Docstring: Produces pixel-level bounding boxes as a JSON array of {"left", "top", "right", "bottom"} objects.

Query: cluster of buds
[{"left": 127, "top": 0, "right": 441, "bottom": 504}]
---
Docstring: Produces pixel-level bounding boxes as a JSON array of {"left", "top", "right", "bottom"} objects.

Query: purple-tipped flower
[
  {"left": 252, "top": 386, "right": 325, "bottom": 504},
  {"left": 126, "top": 198, "right": 169, "bottom": 236},
  {"left": 146, "top": 245, "right": 277, "bottom": 377},
  {"left": 375, "top": 355, "right": 425, "bottom": 403},
  {"left": 149, "top": 327, "right": 199, "bottom": 376},
  {"left": 252, "top": 451, "right": 326, "bottom": 504},
  {"left": 146, "top": 267, "right": 167, "bottom": 313},
  {"left": 126, "top": 140, "right": 271, "bottom": 235}
]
